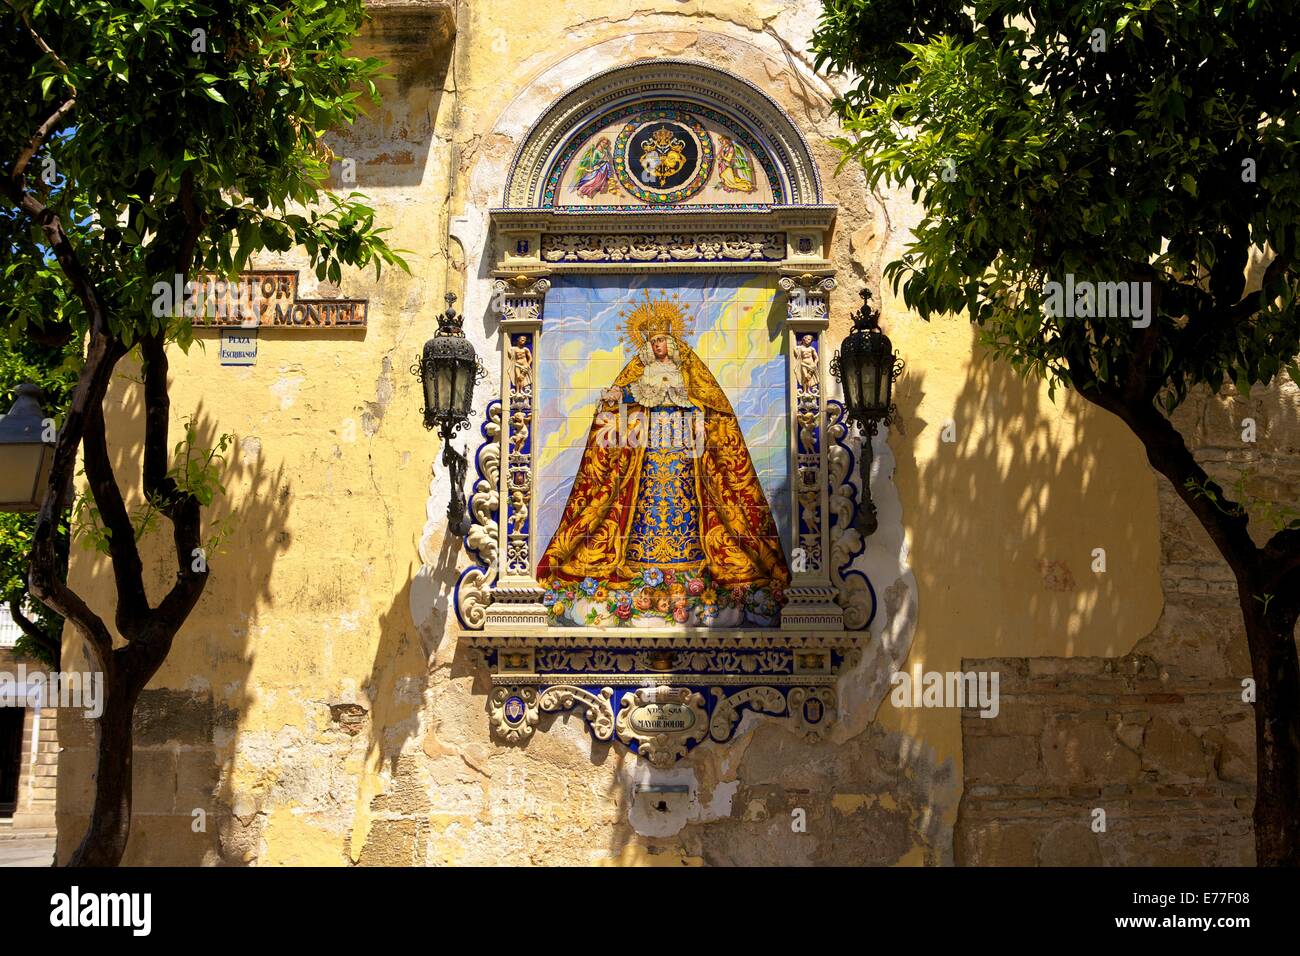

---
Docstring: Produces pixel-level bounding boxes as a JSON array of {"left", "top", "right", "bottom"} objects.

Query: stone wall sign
[{"left": 187, "top": 270, "right": 368, "bottom": 329}]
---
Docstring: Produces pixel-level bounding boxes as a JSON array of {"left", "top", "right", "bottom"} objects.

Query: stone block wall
[
  {"left": 56, "top": 689, "right": 230, "bottom": 864},
  {"left": 12, "top": 706, "right": 59, "bottom": 831},
  {"left": 954, "top": 655, "right": 1254, "bottom": 865},
  {"left": 956, "top": 368, "right": 1298, "bottom": 866},
  {"left": 0, "top": 646, "right": 60, "bottom": 832}
]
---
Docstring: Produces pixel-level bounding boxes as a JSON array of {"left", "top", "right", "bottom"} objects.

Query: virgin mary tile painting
[{"left": 535, "top": 279, "right": 789, "bottom": 628}]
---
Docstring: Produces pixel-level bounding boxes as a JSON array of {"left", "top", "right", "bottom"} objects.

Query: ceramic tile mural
[
  {"left": 535, "top": 274, "right": 790, "bottom": 628},
  {"left": 545, "top": 102, "right": 779, "bottom": 208}
]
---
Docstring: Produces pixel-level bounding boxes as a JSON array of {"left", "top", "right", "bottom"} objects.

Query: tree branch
[
  {"left": 9, "top": 590, "right": 59, "bottom": 662},
  {"left": 8, "top": 2, "right": 75, "bottom": 86},
  {"left": 1066, "top": 361, "right": 1261, "bottom": 581},
  {"left": 1121, "top": 262, "right": 1166, "bottom": 404},
  {"left": 139, "top": 331, "right": 208, "bottom": 641},
  {"left": 81, "top": 393, "right": 150, "bottom": 630},
  {"left": 1212, "top": 243, "right": 1294, "bottom": 326},
  {"left": 0, "top": 180, "right": 126, "bottom": 672},
  {"left": 139, "top": 331, "right": 175, "bottom": 503},
  {"left": 175, "top": 168, "right": 205, "bottom": 277},
  {"left": 1261, "top": 526, "right": 1300, "bottom": 592},
  {"left": 10, "top": 95, "right": 75, "bottom": 185},
  {"left": 23, "top": 336, "right": 122, "bottom": 673}
]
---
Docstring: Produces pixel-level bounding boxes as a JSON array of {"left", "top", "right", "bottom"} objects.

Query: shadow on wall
[
  {"left": 894, "top": 324, "right": 1160, "bottom": 664},
  {"left": 56, "top": 383, "right": 290, "bottom": 865},
  {"left": 347, "top": 531, "right": 457, "bottom": 865},
  {"left": 927, "top": 325, "right": 1285, "bottom": 866}
]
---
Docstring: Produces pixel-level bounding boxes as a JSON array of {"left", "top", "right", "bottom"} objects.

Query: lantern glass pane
[
  {"left": 0, "top": 443, "right": 45, "bottom": 508},
  {"left": 437, "top": 359, "right": 456, "bottom": 416},
  {"left": 841, "top": 354, "right": 861, "bottom": 409},
  {"left": 454, "top": 357, "right": 475, "bottom": 417},
  {"left": 422, "top": 364, "right": 438, "bottom": 417},
  {"left": 861, "top": 363, "right": 880, "bottom": 412}
]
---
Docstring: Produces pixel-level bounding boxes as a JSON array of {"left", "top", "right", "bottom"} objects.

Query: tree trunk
[
  {"left": 67, "top": 677, "right": 137, "bottom": 867},
  {"left": 1239, "top": 578, "right": 1300, "bottom": 866}
]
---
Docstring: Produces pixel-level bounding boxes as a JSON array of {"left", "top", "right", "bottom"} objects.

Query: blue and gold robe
[{"left": 537, "top": 340, "right": 788, "bottom": 592}]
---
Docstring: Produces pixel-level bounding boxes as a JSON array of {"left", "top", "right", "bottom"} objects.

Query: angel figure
[
  {"left": 715, "top": 134, "right": 756, "bottom": 193},
  {"left": 797, "top": 409, "right": 818, "bottom": 456},
  {"left": 508, "top": 489, "right": 529, "bottom": 537},
  {"left": 572, "top": 136, "right": 617, "bottom": 198}
]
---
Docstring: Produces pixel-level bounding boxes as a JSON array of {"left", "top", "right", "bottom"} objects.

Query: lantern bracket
[
  {"left": 829, "top": 289, "right": 904, "bottom": 536},
  {"left": 412, "top": 292, "right": 485, "bottom": 534}
]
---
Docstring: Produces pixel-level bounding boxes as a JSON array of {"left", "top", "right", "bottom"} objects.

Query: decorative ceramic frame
[{"left": 456, "top": 61, "right": 874, "bottom": 764}]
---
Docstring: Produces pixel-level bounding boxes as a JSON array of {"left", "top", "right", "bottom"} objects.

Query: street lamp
[
  {"left": 413, "top": 292, "right": 482, "bottom": 534},
  {"left": 831, "top": 289, "right": 903, "bottom": 537},
  {"left": 0, "top": 384, "right": 55, "bottom": 513}
]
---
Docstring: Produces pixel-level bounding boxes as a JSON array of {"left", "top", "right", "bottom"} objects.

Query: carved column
[
  {"left": 778, "top": 273, "right": 843, "bottom": 629},
  {"left": 485, "top": 273, "right": 551, "bottom": 630}
]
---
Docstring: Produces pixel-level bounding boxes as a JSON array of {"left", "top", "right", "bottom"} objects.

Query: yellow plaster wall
[{"left": 55, "top": 0, "right": 1164, "bottom": 866}]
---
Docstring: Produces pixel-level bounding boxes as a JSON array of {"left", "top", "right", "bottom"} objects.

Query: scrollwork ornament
[
  {"left": 490, "top": 686, "right": 539, "bottom": 742},
  {"left": 826, "top": 399, "right": 873, "bottom": 629},
  {"left": 708, "top": 685, "right": 787, "bottom": 741},
  {"left": 456, "top": 402, "right": 502, "bottom": 630},
  {"left": 538, "top": 685, "right": 616, "bottom": 740}
]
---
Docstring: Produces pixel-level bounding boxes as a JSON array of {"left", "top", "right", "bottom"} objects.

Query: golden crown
[
  {"left": 642, "top": 126, "right": 684, "bottom": 153},
  {"left": 619, "top": 291, "right": 695, "bottom": 353}
]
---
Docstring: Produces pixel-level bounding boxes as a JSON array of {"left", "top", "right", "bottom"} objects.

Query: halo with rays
[{"left": 618, "top": 290, "right": 696, "bottom": 354}]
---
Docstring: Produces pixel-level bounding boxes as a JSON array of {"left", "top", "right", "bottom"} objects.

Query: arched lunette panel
[{"left": 502, "top": 58, "right": 823, "bottom": 209}]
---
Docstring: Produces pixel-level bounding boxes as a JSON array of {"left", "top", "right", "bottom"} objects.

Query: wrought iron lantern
[
  {"left": 0, "top": 383, "right": 55, "bottom": 513},
  {"left": 831, "top": 289, "right": 903, "bottom": 537},
  {"left": 413, "top": 293, "right": 483, "bottom": 533}
]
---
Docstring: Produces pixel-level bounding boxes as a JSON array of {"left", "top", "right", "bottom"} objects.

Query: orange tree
[
  {"left": 813, "top": 0, "right": 1300, "bottom": 864},
  {"left": 1, "top": 0, "right": 405, "bottom": 865}
]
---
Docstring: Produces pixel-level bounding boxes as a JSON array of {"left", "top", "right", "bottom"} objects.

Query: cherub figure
[
  {"left": 509, "top": 408, "right": 529, "bottom": 455},
  {"left": 797, "top": 409, "right": 818, "bottom": 455},
  {"left": 509, "top": 489, "right": 529, "bottom": 536}
]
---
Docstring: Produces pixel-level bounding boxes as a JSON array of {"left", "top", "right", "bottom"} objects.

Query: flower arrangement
[{"left": 542, "top": 567, "right": 783, "bottom": 627}]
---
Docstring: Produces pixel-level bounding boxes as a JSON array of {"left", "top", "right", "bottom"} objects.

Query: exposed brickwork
[
  {"left": 1, "top": 646, "right": 59, "bottom": 832},
  {"left": 55, "top": 688, "right": 235, "bottom": 864},
  {"left": 955, "top": 656, "right": 1254, "bottom": 865}
]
